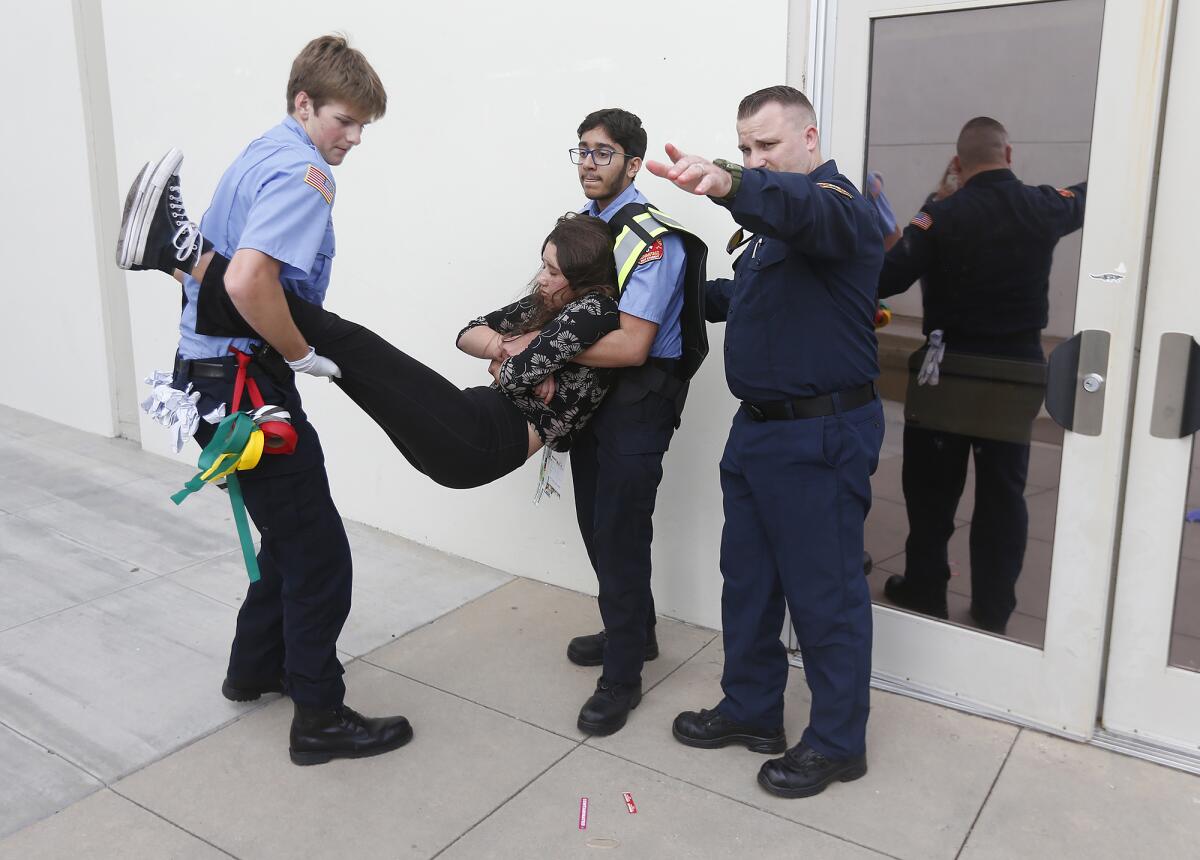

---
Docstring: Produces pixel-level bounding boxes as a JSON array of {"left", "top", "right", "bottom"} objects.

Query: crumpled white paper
[
  {"left": 533, "top": 446, "right": 568, "bottom": 505},
  {"left": 140, "top": 371, "right": 227, "bottom": 453}
]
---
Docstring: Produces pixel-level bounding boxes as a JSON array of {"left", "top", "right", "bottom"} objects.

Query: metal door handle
[
  {"left": 1046, "top": 330, "right": 1111, "bottom": 436},
  {"left": 1149, "top": 332, "right": 1200, "bottom": 439}
]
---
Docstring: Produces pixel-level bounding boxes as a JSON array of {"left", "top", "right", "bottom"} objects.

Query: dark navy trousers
[
  {"left": 901, "top": 426, "right": 1030, "bottom": 628},
  {"left": 180, "top": 361, "right": 352, "bottom": 709},
  {"left": 570, "top": 379, "right": 678, "bottom": 685},
  {"left": 716, "top": 397, "right": 883, "bottom": 759}
]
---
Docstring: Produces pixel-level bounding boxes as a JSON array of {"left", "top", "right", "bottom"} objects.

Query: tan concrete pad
[
  {"left": 115, "top": 661, "right": 575, "bottom": 859},
  {"left": 0, "top": 513, "right": 154, "bottom": 633},
  {"left": 441, "top": 744, "right": 888, "bottom": 860},
  {"left": 0, "top": 725, "right": 100, "bottom": 839},
  {"left": 0, "top": 578, "right": 247, "bottom": 781},
  {"left": 363, "top": 578, "right": 717, "bottom": 739},
  {"left": 18, "top": 476, "right": 243, "bottom": 575},
  {"left": 961, "top": 730, "right": 1200, "bottom": 860},
  {"left": 0, "top": 789, "right": 227, "bottom": 859},
  {"left": 588, "top": 638, "right": 1018, "bottom": 860}
]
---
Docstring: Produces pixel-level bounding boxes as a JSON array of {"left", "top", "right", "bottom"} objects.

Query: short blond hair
[{"left": 286, "top": 34, "right": 386, "bottom": 120}]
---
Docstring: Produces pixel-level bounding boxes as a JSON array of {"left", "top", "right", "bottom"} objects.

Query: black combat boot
[{"left": 288, "top": 703, "right": 412, "bottom": 766}]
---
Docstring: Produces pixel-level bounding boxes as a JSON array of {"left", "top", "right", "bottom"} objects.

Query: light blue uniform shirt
[
  {"left": 178, "top": 116, "right": 337, "bottom": 359},
  {"left": 584, "top": 183, "right": 685, "bottom": 359}
]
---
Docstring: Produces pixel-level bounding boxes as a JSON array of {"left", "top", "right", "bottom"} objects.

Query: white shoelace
[
  {"left": 171, "top": 222, "right": 200, "bottom": 263},
  {"left": 166, "top": 185, "right": 200, "bottom": 264}
]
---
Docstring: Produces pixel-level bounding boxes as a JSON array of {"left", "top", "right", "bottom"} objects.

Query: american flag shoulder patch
[
  {"left": 304, "top": 164, "right": 334, "bottom": 205},
  {"left": 910, "top": 212, "right": 933, "bottom": 231},
  {"left": 816, "top": 181, "right": 853, "bottom": 199},
  {"left": 1057, "top": 187, "right": 1076, "bottom": 198}
]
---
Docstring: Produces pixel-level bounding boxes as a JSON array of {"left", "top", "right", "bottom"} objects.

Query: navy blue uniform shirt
[
  {"left": 705, "top": 160, "right": 883, "bottom": 401},
  {"left": 877, "top": 168, "right": 1086, "bottom": 338}
]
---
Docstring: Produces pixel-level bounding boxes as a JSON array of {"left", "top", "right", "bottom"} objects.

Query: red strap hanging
[{"left": 228, "top": 348, "right": 297, "bottom": 455}]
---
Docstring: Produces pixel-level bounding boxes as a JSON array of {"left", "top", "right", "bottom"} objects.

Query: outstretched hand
[{"left": 645, "top": 143, "right": 733, "bottom": 198}]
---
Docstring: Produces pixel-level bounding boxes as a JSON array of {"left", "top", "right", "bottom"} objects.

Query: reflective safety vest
[{"left": 607, "top": 201, "right": 709, "bottom": 382}]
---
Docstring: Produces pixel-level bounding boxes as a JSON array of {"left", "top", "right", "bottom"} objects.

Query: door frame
[{"left": 1095, "top": 0, "right": 1200, "bottom": 773}]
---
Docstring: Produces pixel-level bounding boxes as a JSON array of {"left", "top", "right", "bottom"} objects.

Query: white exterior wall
[
  {"left": 0, "top": 1, "right": 125, "bottom": 436},
  {"left": 44, "top": 0, "right": 797, "bottom": 629}
]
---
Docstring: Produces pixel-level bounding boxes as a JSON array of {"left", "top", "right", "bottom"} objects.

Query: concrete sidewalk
[{"left": 2, "top": 404, "right": 1198, "bottom": 859}]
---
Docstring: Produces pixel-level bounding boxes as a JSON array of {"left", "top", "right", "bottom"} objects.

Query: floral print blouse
[{"left": 459, "top": 292, "right": 620, "bottom": 450}]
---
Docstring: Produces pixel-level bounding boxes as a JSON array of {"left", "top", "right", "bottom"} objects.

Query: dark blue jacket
[
  {"left": 705, "top": 160, "right": 883, "bottom": 401},
  {"left": 878, "top": 168, "right": 1086, "bottom": 341}
]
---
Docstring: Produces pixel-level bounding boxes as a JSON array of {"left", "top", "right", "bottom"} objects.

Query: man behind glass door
[{"left": 877, "top": 117, "right": 1086, "bottom": 634}]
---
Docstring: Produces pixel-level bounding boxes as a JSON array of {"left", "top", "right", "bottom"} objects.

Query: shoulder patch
[
  {"left": 1057, "top": 187, "right": 1076, "bottom": 198},
  {"left": 910, "top": 212, "right": 933, "bottom": 231},
  {"left": 637, "top": 238, "right": 664, "bottom": 265},
  {"left": 304, "top": 164, "right": 334, "bottom": 205},
  {"left": 816, "top": 181, "right": 853, "bottom": 199}
]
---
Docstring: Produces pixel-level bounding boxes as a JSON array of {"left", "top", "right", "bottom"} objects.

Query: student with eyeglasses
[{"left": 500, "top": 109, "right": 708, "bottom": 737}]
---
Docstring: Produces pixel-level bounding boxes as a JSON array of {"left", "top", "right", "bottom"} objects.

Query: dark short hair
[
  {"left": 737, "top": 85, "right": 816, "bottom": 123},
  {"left": 576, "top": 108, "right": 647, "bottom": 160},
  {"left": 287, "top": 34, "right": 387, "bottom": 120},
  {"left": 956, "top": 116, "right": 1009, "bottom": 169}
]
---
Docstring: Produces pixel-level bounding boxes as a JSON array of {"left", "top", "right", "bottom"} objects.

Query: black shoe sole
[
  {"left": 577, "top": 695, "right": 642, "bottom": 736},
  {"left": 756, "top": 761, "right": 867, "bottom": 798},
  {"left": 567, "top": 643, "right": 660, "bottom": 668},
  {"left": 289, "top": 726, "right": 414, "bottom": 766},
  {"left": 671, "top": 725, "right": 787, "bottom": 754},
  {"left": 883, "top": 577, "right": 948, "bottom": 620}
]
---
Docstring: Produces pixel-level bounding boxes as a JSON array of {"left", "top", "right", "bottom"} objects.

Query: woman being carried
[{"left": 123, "top": 167, "right": 620, "bottom": 489}]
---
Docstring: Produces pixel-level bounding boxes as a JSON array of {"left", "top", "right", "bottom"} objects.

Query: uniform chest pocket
[
  {"left": 747, "top": 239, "right": 788, "bottom": 271},
  {"left": 307, "top": 224, "right": 336, "bottom": 289},
  {"left": 319, "top": 223, "right": 336, "bottom": 260}
]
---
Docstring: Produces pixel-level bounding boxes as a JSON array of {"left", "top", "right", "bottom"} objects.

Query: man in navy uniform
[
  {"left": 506, "top": 109, "right": 702, "bottom": 736},
  {"left": 646, "top": 86, "right": 884, "bottom": 798},
  {"left": 877, "top": 117, "right": 1086, "bottom": 634},
  {"left": 118, "top": 35, "right": 411, "bottom": 765}
]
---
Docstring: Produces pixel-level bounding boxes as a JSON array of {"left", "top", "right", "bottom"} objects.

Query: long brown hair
[{"left": 515, "top": 214, "right": 618, "bottom": 334}]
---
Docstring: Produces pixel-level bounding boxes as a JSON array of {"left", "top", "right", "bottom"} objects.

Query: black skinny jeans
[{"left": 198, "top": 257, "right": 529, "bottom": 489}]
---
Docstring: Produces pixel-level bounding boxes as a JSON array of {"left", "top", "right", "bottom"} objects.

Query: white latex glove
[{"left": 286, "top": 346, "right": 342, "bottom": 380}]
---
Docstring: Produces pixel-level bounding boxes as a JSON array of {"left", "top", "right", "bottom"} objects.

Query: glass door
[
  {"left": 1099, "top": 0, "right": 1200, "bottom": 768},
  {"left": 818, "top": 0, "right": 1174, "bottom": 737}
]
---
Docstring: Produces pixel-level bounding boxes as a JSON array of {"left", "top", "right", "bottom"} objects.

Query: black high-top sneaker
[{"left": 116, "top": 148, "right": 209, "bottom": 275}]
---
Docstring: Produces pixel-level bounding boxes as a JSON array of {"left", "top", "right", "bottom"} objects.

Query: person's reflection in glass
[{"left": 875, "top": 117, "right": 1086, "bottom": 635}]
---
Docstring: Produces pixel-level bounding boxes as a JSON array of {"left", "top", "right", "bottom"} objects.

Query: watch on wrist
[{"left": 712, "top": 158, "right": 743, "bottom": 202}]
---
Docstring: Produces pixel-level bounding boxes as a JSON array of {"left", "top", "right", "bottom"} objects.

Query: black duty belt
[
  {"left": 174, "top": 354, "right": 277, "bottom": 383},
  {"left": 743, "top": 382, "right": 877, "bottom": 421}
]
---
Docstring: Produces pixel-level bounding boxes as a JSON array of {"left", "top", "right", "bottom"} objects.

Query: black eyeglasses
[{"left": 569, "top": 147, "right": 631, "bottom": 166}]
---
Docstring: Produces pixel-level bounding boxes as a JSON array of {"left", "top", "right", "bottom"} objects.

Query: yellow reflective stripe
[{"left": 612, "top": 225, "right": 647, "bottom": 290}]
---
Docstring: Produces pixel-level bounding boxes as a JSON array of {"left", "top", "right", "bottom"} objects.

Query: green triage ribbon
[{"left": 171, "top": 411, "right": 262, "bottom": 582}]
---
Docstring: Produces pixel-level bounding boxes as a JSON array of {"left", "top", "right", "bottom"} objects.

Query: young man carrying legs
[{"left": 119, "top": 35, "right": 410, "bottom": 766}]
